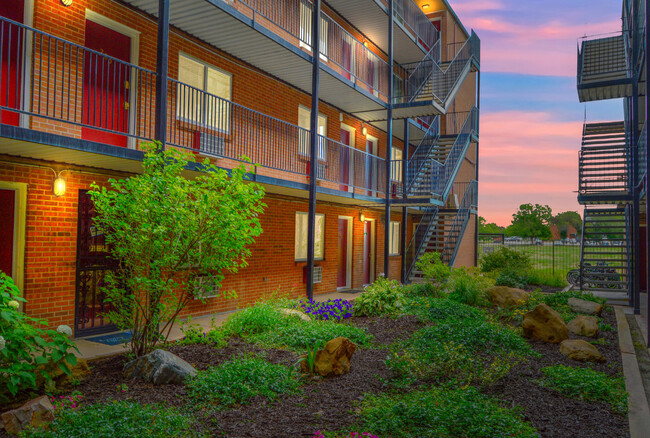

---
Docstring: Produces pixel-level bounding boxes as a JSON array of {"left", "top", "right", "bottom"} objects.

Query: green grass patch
[
  {"left": 186, "top": 356, "right": 301, "bottom": 409},
  {"left": 526, "top": 270, "right": 568, "bottom": 288},
  {"left": 358, "top": 386, "right": 538, "bottom": 438},
  {"left": 539, "top": 365, "right": 627, "bottom": 414},
  {"left": 21, "top": 401, "right": 199, "bottom": 438}
]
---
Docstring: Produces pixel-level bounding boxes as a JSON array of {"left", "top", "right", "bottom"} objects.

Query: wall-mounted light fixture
[
  {"left": 363, "top": 40, "right": 369, "bottom": 48},
  {"left": 362, "top": 124, "right": 368, "bottom": 136},
  {"left": 422, "top": 3, "right": 430, "bottom": 10},
  {"left": 60, "top": 0, "right": 73, "bottom": 6},
  {"left": 360, "top": 212, "right": 366, "bottom": 222},
  {"left": 52, "top": 170, "right": 68, "bottom": 197}
]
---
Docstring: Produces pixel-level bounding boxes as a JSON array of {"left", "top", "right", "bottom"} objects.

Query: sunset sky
[{"left": 453, "top": 0, "right": 625, "bottom": 226}]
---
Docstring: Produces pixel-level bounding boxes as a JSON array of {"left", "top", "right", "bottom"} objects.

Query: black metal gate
[{"left": 74, "top": 190, "right": 118, "bottom": 336}]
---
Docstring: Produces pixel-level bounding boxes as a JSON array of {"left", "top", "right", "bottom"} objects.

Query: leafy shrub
[
  {"left": 295, "top": 299, "right": 353, "bottom": 321},
  {"left": 223, "top": 301, "right": 293, "bottom": 336},
  {"left": 419, "top": 297, "right": 485, "bottom": 322},
  {"left": 359, "top": 386, "right": 538, "bottom": 438},
  {"left": 447, "top": 268, "right": 492, "bottom": 306},
  {"left": 403, "top": 282, "right": 445, "bottom": 298},
  {"left": 0, "top": 273, "right": 78, "bottom": 401},
  {"left": 539, "top": 365, "right": 627, "bottom": 414},
  {"left": 354, "top": 276, "right": 405, "bottom": 317},
  {"left": 480, "top": 246, "right": 532, "bottom": 274},
  {"left": 187, "top": 356, "right": 301, "bottom": 409},
  {"left": 525, "top": 270, "right": 567, "bottom": 288},
  {"left": 495, "top": 270, "right": 528, "bottom": 289},
  {"left": 177, "top": 318, "right": 227, "bottom": 347},
  {"left": 21, "top": 400, "right": 198, "bottom": 438},
  {"left": 414, "top": 252, "right": 451, "bottom": 286}
]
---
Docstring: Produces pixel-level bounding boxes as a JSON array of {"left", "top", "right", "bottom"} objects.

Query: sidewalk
[{"left": 73, "top": 290, "right": 362, "bottom": 361}]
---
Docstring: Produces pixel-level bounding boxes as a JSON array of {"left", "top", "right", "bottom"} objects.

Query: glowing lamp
[
  {"left": 362, "top": 126, "right": 368, "bottom": 136},
  {"left": 60, "top": 0, "right": 73, "bottom": 6},
  {"left": 422, "top": 3, "right": 430, "bottom": 10},
  {"left": 360, "top": 212, "right": 366, "bottom": 222},
  {"left": 53, "top": 177, "right": 66, "bottom": 197}
]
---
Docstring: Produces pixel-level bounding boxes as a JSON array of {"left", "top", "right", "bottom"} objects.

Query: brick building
[{"left": 0, "top": 0, "right": 479, "bottom": 336}]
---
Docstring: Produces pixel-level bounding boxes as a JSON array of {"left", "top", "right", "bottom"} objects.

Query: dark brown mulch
[
  {"left": 346, "top": 314, "right": 425, "bottom": 345},
  {"left": 483, "top": 306, "right": 629, "bottom": 438}
]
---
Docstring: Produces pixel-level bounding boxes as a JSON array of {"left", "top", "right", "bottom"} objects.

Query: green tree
[
  {"left": 479, "top": 216, "right": 506, "bottom": 235},
  {"left": 551, "top": 211, "right": 582, "bottom": 237},
  {"left": 90, "top": 144, "right": 266, "bottom": 357},
  {"left": 506, "top": 203, "right": 552, "bottom": 239}
]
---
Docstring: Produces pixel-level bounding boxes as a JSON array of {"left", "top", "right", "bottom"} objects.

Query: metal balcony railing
[
  {"left": 404, "top": 115, "right": 440, "bottom": 194},
  {"left": 238, "top": 0, "right": 390, "bottom": 100},
  {"left": 578, "top": 121, "right": 629, "bottom": 197},
  {"left": 0, "top": 17, "right": 387, "bottom": 197},
  {"left": 577, "top": 33, "right": 630, "bottom": 85},
  {"left": 392, "top": 0, "right": 439, "bottom": 50},
  {"left": 637, "top": 122, "right": 647, "bottom": 187},
  {"left": 440, "top": 180, "right": 477, "bottom": 265}
]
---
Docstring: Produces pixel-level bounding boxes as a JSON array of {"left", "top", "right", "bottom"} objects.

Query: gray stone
[
  {"left": 568, "top": 297, "right": 603, "bottom": 316},
  {"left": 1, "top": 396, "right": 55, "bottom": 435},
  {"left": 123, "top": 349, "right": 197, "bottom": 385}
]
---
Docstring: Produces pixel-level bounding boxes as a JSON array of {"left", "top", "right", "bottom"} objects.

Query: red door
[
  {"left": 0, "top": 0, "right": 25, "bottom": 126},
  {"left": 82, "top": 20, "right": 131, "bottom": 147},
  {"left": 0, "top": 189, "right": 15, "bottom": 276},
  {"left": 339, "top": 129, "right": 351, "bottom": 191},
  {"left": 337, "top": 218, "right": 348, "bottom": 288},
  {"left": 363, "top": 220, "right": 372, "bottom": 284}
]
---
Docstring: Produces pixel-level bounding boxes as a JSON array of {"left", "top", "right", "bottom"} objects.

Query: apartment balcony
[
  {"left": 325, "top": 0, "right": 439, "bottom": 64},
  {"left": 123, "top": 0, "right": 390, "bottom": 116},
  {"left": 577, "top": 34, "right": 633, "bottom": 102},
  {"left": 0, "top": 17, "right": 388, "bottom": 205}
]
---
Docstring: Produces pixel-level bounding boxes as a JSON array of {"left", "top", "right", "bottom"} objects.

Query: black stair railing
[
  {"left": 440, "top": 180, "right": 478, "bottom": 265},
  {"left": 404, "top": 206, "right": 440, "bottom": 281}
]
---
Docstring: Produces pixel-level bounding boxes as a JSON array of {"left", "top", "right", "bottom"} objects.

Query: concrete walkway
[{"left": 73, "top": 290, "right": 362, "bottom": 361}]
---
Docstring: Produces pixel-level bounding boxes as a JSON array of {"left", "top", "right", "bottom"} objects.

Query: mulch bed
[{"left": 1, "top": 309, "right": 630, "bottom": 438}]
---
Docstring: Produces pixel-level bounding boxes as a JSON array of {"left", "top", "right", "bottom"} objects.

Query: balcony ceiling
[
  {"left": 325, "top": 0, "right": 429, "bottom": 64},
  {"left": 124, "top": 0, "right": 385, "bottom": 115}
]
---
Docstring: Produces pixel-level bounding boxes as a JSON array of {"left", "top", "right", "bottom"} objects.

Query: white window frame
[
  {"left": 176, "top": 52, "right": 232, "bottom": 133},
  {"left": 299, "top": 1, "right": 329, "bottom": 61},
  {"left": 391, "top": 146, "right": 403, "bottom": 182},
  {"left": 389, "top": 221, "right": 401, "bottom": 256},
  {"left": 298, "top": 105, "right": 327, "bottom": 161},
  {"left": 295, "top": 212, "right": 325, "bottom": 262}
]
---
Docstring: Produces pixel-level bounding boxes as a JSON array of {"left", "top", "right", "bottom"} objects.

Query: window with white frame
[
  {"left": 391, "top": 146, "right": 403, "bottom": 182},
  {"left": 299, "top": 1, "right": 329, "bottom": 59},
  {"left": 295, "top": 212, "right": 325, "bottom": 261},
  {"left": 389, "top": 221, "right": 400, "bottom": 255},
  {"left": 177, "top": 53, "right": 232, "bottom": 131},
  {"left": 298, "top": 106, "right": 327, "bottom": 160}
]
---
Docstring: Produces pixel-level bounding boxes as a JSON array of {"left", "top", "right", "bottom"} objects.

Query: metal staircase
[
  {"left": 579, "top": 208, "right": 630, "bottom": 293},
  {"left": 578, "top": 121, "right": 631, "bottom": 203},
  {"left": 578, "top": 34, "right": 632, "bottom": 102},
  {"left": 406, "top": 180, "right": 478, "bottom": 282}
]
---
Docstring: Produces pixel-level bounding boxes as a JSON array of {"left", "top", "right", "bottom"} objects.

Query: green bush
[
  {"left": 539, "top": 365, "right": 627, "bottom": 414},
  {"left": 495, "top": 270, "right": 528, "bottom": 289},
  {"left": 359, "top": 386, "right": 538, "bottom": 438},
  {"left": 414, "top": 252, "right": 452, "bottom": 286},
  {"left": 407, "top": 297, "right": 485, "bottom": 322},
  {"left": 21, "top": 401, "right": 198, "bottom": 437},
  {"left": 480, "top": 247, "right": 532, "bottom": 274},
  {"left": 525, "top": 270, "right": 567, "bottom": 288},
  {"left": 447, "top": 268, "right": 491, "bottom": 306},
  {"left": 176, "top": 317, "right": 227, "bottom": 348},
  {"left": 222, "top": 301, "right": 293, "bottom": 336},
  {"left": 403, "top": 282, "right": 444, "bottom": 298},
  {"left": 0, "top": 273, "right": 78, "bottom": 401},
  {"left": 187, "top": 356, "right": 301, "bottom": 409},
  {"left": 354, "top": 276, "right": 405, "bottom": 317}
]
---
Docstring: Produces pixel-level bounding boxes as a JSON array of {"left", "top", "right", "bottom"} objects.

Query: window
[
  {"left": 391, "top": 146, "right": 403, "bottom": 182},
  {"left": 295, "top": 212, "right": 325, "bottom": 261},
  {"left": 177, "top": 53, "right": 232, "bottom": 131},
  {"left": 299, "top": 1, "right": 329, "bottom": 59},
  {"left": 389, "top": 221, "right": 400, "bottom": 255},
  {"left": 298, "top": 106, "right": 327, "bottom": 160}
]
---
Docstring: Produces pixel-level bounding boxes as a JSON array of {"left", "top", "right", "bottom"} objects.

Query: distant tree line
[{"left": 479, "top": 204, "right": 582, "bottom": 240}]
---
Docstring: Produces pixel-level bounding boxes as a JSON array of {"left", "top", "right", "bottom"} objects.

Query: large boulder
[
  {"left": 560, "top": 339, "right": 606, "bottom": 363},
  {"left": 568, "top": 298, "right": 603, "bottom": 316},
  {"left": 280, "top": 308, "right": 311, "bottom": 322},
  {"left": 301, "top": 337, "right": 357, "bottom": 377},
  {"left": 123, "top": 349, "right": 197, "bottom": 385},
  {"left": 567, "top": 315, "right": 599, "bottom": 337},
  {"left": 1, "top": 396, "right": 55, "bottom": 435},
  {"left": 486, "top": 286, "right": 529, "bottom": 308},
  {"left": 522, "top": 304, "right": 569, "bottom": 343}
]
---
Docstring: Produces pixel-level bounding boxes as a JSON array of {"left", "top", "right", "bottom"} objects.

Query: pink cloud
[{"left": 478, "top": 111, "right": 584, "bottom": 226}]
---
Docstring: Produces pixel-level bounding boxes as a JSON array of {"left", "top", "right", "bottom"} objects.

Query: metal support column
[
  {"left": 645, "top": 0, "right": 649, "bottom": 342},
  {"left": 306, "top": 0, "right": 321, "bottom": 300},
  {"left": 154, "top": 0, "right": 170, "bottom": 149},
  {"left": 401, "top": 119, "right": 409, "bottom": 283},
  {"left": 384, "top": 0, "right": 394, "bottom": 278},
  {"left": 474, "top": 69, "right": 481, "bottom": 267},
  {"left": 632, "top": 0, "right": 641, "bottom": 313}
]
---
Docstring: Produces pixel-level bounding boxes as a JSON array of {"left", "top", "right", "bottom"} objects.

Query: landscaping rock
[
  {"left": 123, "top": 349, "right": 197, "bottom": 385},
  {"left": 559, "top": 339, "right": 606, "bottom": 363},
  {"left": 280, "top": 308, "right": 311, "bottom": 321},
  {"left": 567, "top": 315, "right": 599, "bottom": 337},
  {"left": 486, "top": 286, "right": 529, "bottom": 308},
  {"left": 1, "top": 396, "right": 55, "bottom": 435},
  {"left": 302, "top": 337, "right": 357, "bottom": 377},
  {"left": 36, "top": 357, "right": 91, "bottom": 389},
  {"left": 522, "top": 304, "right": 569, "bottom": 343},
  {"left": 567, "top": 297, "right": 603, "bottom": 316}
]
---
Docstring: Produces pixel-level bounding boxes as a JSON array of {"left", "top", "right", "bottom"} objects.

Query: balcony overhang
[
  {"left": 325, "top": 0, "right": 431, "bottom": 64},
  {"left": 578, "top": 79, "right": 634, "bottom": 102},
  {"left": 354, "top": 98, "right": 444, "bottom": 123},
  {"left": 578, "top": 192, "right": 634, "bottom": 205},
  {"left": 124, "top": 0, "right": 386, "bottom": 115}
]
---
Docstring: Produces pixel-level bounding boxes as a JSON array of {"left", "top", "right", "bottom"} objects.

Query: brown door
[
  {"left": 337, "top": 218, "right": 349, "bottom": 288},
  {"left": 0, "top": 189, "right": 15, "bottom": 276}
]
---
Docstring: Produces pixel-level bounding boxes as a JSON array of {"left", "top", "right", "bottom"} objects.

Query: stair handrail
[
  {"left": 431, "top": 31, "right": 480, "bottom": 105},
  {"left": 440, "top": 180, "right": 477, "bottom": 265},
  {"left": 404, "top": 206, "right": 440, "bottom": 281},
  {"left": 405, "top": 115, "right": 441, "bottom": 194},
  {"left": 394, "top": 41, "right": 440, "bottom": 105}
]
